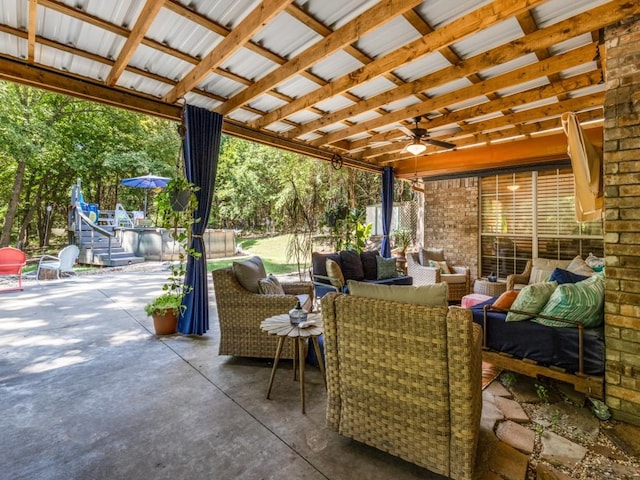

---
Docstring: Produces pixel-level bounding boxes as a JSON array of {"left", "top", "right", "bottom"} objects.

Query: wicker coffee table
[
  {"left": 260, "top": 313, "right": 325, "bottom": 414},
  {"left": 474, "top": 278, "right": 507, "bottom": 297}
]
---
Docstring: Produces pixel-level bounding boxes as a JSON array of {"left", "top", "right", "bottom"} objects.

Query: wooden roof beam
[
  {"left": 217, "top": 0, "right": 423, "bottom": 116},
  {"left": 289, "top": 0, "right": 635, "bottom": 141},
  {"left": 163, "top": 0, "right": 293, "bottom": 104},
  {"left": 252, "top": 0, "right": 548, "bottom": 131},
  {"left": 27, "top": 0, "right": 38, "bottom": 62},
  {"left": 105, "top": 0, "right": 164, "bottom": 86},
  {"left": 313, "top": 41, "right": 597, "bottom": 148}
]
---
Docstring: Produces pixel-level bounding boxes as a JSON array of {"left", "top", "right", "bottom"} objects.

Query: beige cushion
[
  {"left": 326, "top": 259, "right": 344, "bottom": 288},
  {"left": 347, "top": 280, "right": 448, "bottom": 307},
  {"left": 232, "top": 256, "right": 267, "bottom": 293},
  {"left": 566, "top": 255, "right": 594, "bottom": 277},
  {"left": 440, "top": 273, "right": 467, "bottom": 284},
  {"left": 529, "top": 258, "right": 571, "bottom": 284},
  {"left": 419, "top": 247, "right": 445, "bottom": 265}
]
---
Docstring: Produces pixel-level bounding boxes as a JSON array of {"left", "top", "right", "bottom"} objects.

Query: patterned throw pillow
[
  {"left": 376, "top": 256, "right": 398, "bottom": 280},
  {"left": 257, "top": 274, "right": 285, "bottom": 295},
  {"left": 325, "top": 259, "right": 345, "bottom": 288},
  {"left": 533, "top": 273, "right": 605, "bottom": 328},
  {"left": 428, "top": 259, "right": 450, "bottom": 274},
  {"left": 566, "top": 255, "right": 594, "bottom": 277},
  {"left": 506, "top": 281, "right": 558, "bottom": 322}
]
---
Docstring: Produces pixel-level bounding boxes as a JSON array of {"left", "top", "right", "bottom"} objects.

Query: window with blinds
[{"left": 480, "top": 168, "right": 603, "bottom": 279}]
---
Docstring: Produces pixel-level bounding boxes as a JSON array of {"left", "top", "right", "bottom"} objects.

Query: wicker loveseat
[
  {"left": 212, "top": 259, "right": 314, "bottom": 359},
  {"left": 406, "top": 248, "right": 470, "bottom": 302},
  {"left": 321, "top": 286, "right": 482, "bottom": 480}
]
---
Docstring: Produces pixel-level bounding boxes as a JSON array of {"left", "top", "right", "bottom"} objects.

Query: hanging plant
[{"left": 166, "top": 177, "right": 193, "bottom": 212}]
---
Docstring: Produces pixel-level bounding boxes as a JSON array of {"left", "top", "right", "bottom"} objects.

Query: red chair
[{"left": 0, "top": 247, "right": 27, "bottom": 292}]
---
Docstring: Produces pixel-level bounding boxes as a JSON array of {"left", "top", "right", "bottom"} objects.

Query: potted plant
[
  {"left": 144, "top": 177, "right": 200, "bottom": 335},
  {"left": 165, "top": 176, "right": 196, "bottom": 212},
  {"left": 392, "top": 228, "right": 412, "bottom": 258}
]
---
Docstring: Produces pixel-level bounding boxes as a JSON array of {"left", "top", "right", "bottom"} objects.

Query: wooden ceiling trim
[
  {"left": 105, "top": 0, "right": 165, "bottom": 86},
  {"left": 383, "top": 108, "right": 604, "bottom": 167},
  {"left": 283, "top": 1, "right": 612, "bottom": 141},
  {"left": 393, "top": 126, "right": 603, "bottom": 179},
  {"left": 27, "top": 0, "right": 38, "bottom": 62},
  {"left": 312, "top": 41, "right": 597, "bottom": 147},
  {"left": 216, "top": 0, "right": 423, "bottom": 116},
  {"left": 354, "top": 68, "right": 602, "bottom": 157},
  {"left": 163, "top": 0, "right": 294, "bottom": 104},
  {"left": 252, "top": 0, "right": 548, "bottom": 131},
  {"left": 378, "top": 94, "right": 604, "bottom": 166}
]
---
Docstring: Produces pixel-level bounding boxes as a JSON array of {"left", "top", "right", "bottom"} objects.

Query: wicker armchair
[
  {"left": 406, "top": 251, "right": 470, "bottom": 302},
  {"left": 212, "top": 267, "right": 314, "bottom": 359},
  {"left": 321, "top": 292, "right": 482, "bottom": 480},
  {"left": 506, "top": 258, "right": 572, "bottom": 290}
]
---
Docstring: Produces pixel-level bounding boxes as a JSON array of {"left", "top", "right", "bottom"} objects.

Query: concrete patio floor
[{"left": 2, "top": 267, "right": 638, "bottom": 479}]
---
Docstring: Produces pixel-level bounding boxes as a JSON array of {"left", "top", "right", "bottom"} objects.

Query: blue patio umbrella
[{"left": 120, "top": 174, "right": 171, "bottom": 215}]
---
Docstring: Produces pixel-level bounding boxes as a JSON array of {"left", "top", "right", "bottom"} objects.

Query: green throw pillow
[
  {"left": 505, "top": 281, "right": 558, "bottom": 322},
  {"left": 376, "top": 256, "right": 398, "bottom": 280},
  {"left": 533, "top": 273, "right": 604, "bottom": 328},
  {"left": 347, "top": 280, "right": 448, "bottom": 306}
]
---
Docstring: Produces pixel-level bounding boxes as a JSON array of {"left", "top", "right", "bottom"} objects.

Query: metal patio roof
[{"left": 1, "top": 0, "right": 637, "bottom": 179}]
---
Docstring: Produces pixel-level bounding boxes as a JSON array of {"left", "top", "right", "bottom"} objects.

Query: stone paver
[
  {"left": 604, "top": 422, "right": 640, "bottom": 458},
  {"left": 481, "top": 395, "right": 504, "bottom": 433},
  {"left": 540, "top": 431, "right": 588, "bottom": 469},
  {"left": 496, "top": 420, "right": 535, "bottom": 454},
  {"left": 485, "top": 379, "right": 511, "bottom": 398},
  {"left": 509, "top": 376, "right": 545, "bottom": 403},
  {"left": 494, "top": 396, "right": 530, "bottom": 423},
  {"left": 537, "top": 403, "right": 599, "bottom": 442}
]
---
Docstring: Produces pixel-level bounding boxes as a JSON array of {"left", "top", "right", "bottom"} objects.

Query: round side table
[
  {"left": 260, "top": 313, "right": 325, "bottom": 414},
  {"left": 474, "top": 279, "right": 507, "bottom": 297}
]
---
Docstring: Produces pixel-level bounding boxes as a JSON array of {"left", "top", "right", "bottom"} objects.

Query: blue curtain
[
  {"left": 178, "top": 105, "right": 223, "bottom": 335},
  {"left": 380, "top": 166, "right": 394, "bottom": 258}
]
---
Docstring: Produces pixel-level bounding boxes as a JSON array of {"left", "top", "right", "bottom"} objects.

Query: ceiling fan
[{"left": 399, "top": 116, "right": 459, "bottom": 155}]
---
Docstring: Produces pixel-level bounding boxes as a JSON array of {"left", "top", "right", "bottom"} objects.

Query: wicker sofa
[
  {"left": 212, "top": 262, "right": 314, "bottom": 359},
  {"left": 321, "top": 288, "right": 482, "bottom": 480},
  {"left": 406, "top": 249, "right": 470, "bottom": 302}
]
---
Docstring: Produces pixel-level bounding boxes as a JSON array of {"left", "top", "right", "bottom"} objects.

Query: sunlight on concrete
[
  {"left": 109, "top": 330, "right": 149, "bottom": 346},
  {"left": 21, "top": 354, "right": 86, "bottom": 374},
  {"left": 0, "top": 334, "right": 82, "bottom": 348}
]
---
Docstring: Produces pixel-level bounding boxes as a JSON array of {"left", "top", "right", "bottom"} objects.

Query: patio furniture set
[{"left": 212, "top": 251, "right": 605, "bottom": 479}]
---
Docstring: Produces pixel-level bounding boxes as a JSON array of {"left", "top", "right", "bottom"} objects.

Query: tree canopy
[{"left": 0, "top": 81, "right": 410, "bottom": 251}]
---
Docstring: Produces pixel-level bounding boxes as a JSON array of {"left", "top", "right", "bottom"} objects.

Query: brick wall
[
  {"left": 603, "top": 15, "right": 640, "bottom": 426},
  {"left": 423, "top": 177, "right": 478, "bottom": 279}
]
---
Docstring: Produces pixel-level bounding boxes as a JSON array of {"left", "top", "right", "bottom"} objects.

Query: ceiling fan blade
[
  {"left": 429, "top": 126, "right": 462, "bottom": 137},
  {"left": 398, "top": 125, "right": 415, "bottom": 137},
  {"left": 426, "top": 138, "right": 456, "bottom": 149}
]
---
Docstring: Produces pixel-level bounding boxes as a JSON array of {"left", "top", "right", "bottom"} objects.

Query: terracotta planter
[{"left": 151, "top": 308, "right": 178, "bottom": 335}]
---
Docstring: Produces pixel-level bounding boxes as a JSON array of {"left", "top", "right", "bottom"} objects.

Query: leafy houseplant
[
  {"left": 165, "top": 176, "right": 195, "bottom": 212},
  {"left": 144, "top": 177, "right": 200, "bottom": 335},
  {"left": 392, "top": 228, "right": 412, "bottom": 257}
]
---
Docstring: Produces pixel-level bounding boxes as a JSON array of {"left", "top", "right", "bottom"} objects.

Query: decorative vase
[
  {"left": 152, "top": 308, "right": 178, "bottom": 335},
  {"left": 487, "top": 272, "right": 497, "bottom": 282},
  {"left": 289, "top": 300, "right": 307, "bottom": 326},
  {"left": 169, "top": 190, "right": 190, "bottom": 212}
]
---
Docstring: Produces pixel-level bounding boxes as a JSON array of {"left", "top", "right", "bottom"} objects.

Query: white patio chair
[{"left": 36, "top": 245, "right": 80, "bottom": 282}]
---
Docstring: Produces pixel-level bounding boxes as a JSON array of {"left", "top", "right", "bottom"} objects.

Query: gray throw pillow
[
  {"left": 232, "top": 256, "right": 267, "bottom": 293},
  {"left": 258, "top": 274, "right": 285, "bottom": 295}
]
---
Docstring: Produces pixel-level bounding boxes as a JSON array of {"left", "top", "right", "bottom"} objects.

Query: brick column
[
  {"left": 603, "top": 15, "right": 640, "bottom": 426},
  {"left": 423, "top": 177, "right": 478, "bottom": 279}
]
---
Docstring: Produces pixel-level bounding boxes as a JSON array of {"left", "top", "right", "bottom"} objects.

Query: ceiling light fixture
[{"left": 406, "top": 138, "right": 427, "bottom": 155}]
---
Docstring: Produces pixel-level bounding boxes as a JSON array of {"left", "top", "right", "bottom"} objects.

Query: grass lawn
[{"left": 207, "top": 234, "right": 307, "bottom": 275}]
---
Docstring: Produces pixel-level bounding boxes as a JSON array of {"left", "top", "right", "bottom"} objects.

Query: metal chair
[
  {"left": 36, "top": 245, "right": 79, "bottom": 282},
  {"left": 0, "top": 247, "right": 27, "bottom": 292}
]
